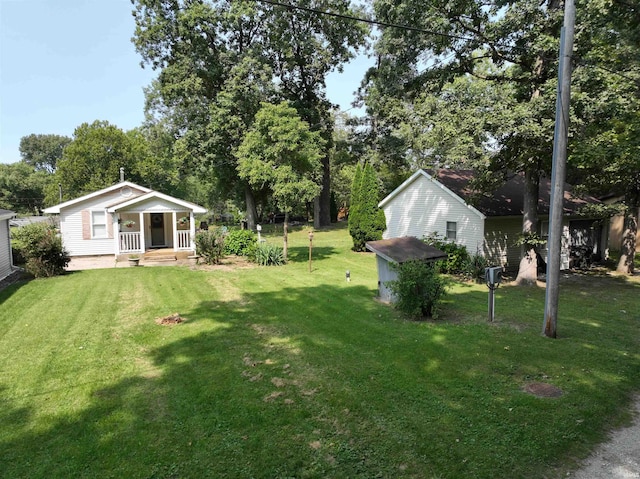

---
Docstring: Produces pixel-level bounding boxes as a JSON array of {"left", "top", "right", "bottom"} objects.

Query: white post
[
  {"left": 189, "top": 211, "right": 196, "bottom": 250},
  {"left": 113, "top": 214, "right": 120, "bottom": 255},
  {"left": 138, "top": 212, "right": 145, "bottom": 253},
  {"left": 172, "top": 211, "right": 178, "bottom": 251}
]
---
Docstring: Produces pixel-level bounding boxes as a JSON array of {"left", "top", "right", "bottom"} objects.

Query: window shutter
[
  {"left": 107, "top": 213, "right": 114, "bottom": 239},
  {"left": 82, "top": 210, "right": 91, "bottom": 240}
]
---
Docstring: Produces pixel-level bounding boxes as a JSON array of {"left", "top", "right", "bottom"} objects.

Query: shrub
[
  {"left": 224, "top": 229, "right": 257, "bottom": 256},
  {"left": 348, "top": 164, "right": 386, "bottom": 251},
  {"left": 194, "top": 228, "right": 226, "bottom": 264},
  {"left": 463, "top": 253, "right": 490, "bottom": 282},
  {"left": 387, "top": 260, "right": 448, "bottom": 319},
  {"left": 422, "top": 233, "right": 470, "bottom": 274},
  {"left": 253, "top": 243, "right": 285, "bottom": 266},
  {"left": 11, "top": 223, "right": 69, "bottom": 278}
]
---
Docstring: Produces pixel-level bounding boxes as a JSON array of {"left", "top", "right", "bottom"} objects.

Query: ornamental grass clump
[
  {"left": 387, "top": 260, "right": 448, "bottom": 319},
  {"left": 253, "top": 243, "right": 285, "bottom": 266}
]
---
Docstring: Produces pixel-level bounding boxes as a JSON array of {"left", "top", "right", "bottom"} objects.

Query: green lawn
[{"left": 1, "top": 225, "right": 639, "bottom": 479}]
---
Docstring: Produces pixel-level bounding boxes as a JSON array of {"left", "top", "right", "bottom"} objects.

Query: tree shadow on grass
[
  {"left": 2, "top": 280, "right": 639, "bottom": 478},
  {"left": 285, "top": 245, "right": 337, "bottom": 263}
]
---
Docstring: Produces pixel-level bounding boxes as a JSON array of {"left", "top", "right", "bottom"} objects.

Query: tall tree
[
  {"left": 19, "top": 134, "right": 71, "bottom": 174},
  {"left": 52, "top": 121, "right": 147, "bottom": 202},
  {"left": 0, "top": 162, "right": 50, "bottom": 214},
  {"left": 236, "top": 101, "right": 324, "bottom": 260},
  {"left": 132, "top": 0, "right": 368, "bottom": 228}
]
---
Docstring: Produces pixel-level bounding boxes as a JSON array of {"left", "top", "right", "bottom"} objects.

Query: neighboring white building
[
  {"left": 43, "top": 182, "right": 207, "bottom": 257},
  {"left": 379, "top": 170, "right": 604, "bottom": 271},
  {"left": 0, "top": 209, "right": 16, "bottom": 281}
]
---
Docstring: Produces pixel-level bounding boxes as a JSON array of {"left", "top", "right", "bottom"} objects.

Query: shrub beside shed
[{"left": 366, "top": 236, "right": 447, "bottom": 303}]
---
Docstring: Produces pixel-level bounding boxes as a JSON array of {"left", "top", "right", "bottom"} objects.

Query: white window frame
[
  {"left": 91, "top": 210, "right": 108, "bottom": 239},
  {"left": 446, "top": 221, "right": 457, "bottom": 241}
]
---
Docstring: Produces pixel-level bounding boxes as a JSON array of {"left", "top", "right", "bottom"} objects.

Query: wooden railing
[
  {"left": 119, "top": 232, "right": 141, "bottom": 252},
  {"left": 177, "top": 230, "right": 191, "bottom": 250}
]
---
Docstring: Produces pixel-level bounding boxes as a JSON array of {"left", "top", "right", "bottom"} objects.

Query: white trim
[
  {"left": 91, "top": 210, "right": 109, "bottom": 239},
  {"left": 107, "top": 191, "right": 207, "bottom": 214},
  {"left": 379, "top": 170, "right": 486, "bottom": 221},
  {"left": 0, "top": 210, "right": 16, "bottom": 221},
  {"left": 139, "top": 212, "right": 146, "bottom": 251},
  {"left": 43, "top": 182, "right": 152, "bottom": 214},
  {"left": 172, "top": 211, "right": 177, "bottom": 252}
]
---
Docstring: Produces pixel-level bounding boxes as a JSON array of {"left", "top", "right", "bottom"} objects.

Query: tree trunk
[
  {"left": 283, "top": 210, "right": 289, "bottom": 261},
  {"left": 515, "top": 169, "right": 540, "bottom": 285},
  {"left": 244, "top": 184, "right": 258, "bottom": 231},
  {"left": 617, "top": 206, "right": 638, "bottom": 274},
  {"left": 318, "top": 155, "right": 331, "bottom": 227}
]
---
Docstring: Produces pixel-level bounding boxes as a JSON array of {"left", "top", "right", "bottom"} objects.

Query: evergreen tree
[{"left": 349, "top": 164, "right": 386, "bottom": 251}]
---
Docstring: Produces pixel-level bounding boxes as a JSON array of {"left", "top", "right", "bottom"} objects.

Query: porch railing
[
  {"left": 119, "top": 232, "right": 141, "bottom": 253},
  {"left": 177, "top": 230, "right": 191, "bottom": 250}
]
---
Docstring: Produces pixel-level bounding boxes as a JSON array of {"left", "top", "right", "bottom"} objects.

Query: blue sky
[{"left": 0, "top": 0, "right": 372, "bottom": 164}]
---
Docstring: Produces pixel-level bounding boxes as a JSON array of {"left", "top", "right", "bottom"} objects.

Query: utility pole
[{"left": 543, "top": 0, "right": 576, "bottom": 338}]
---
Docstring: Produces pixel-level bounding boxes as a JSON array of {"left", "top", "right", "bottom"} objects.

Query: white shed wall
[
  {"left": 382, "top": 174, "right": 485, "bottom": 254},
  {"left": 0, "top": 219, "right": 12, "bottom": 280}
]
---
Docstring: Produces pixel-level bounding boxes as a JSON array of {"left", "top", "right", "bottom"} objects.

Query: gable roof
[
  {"left": 43, "top": 182, "right": 152, "bottom": 214},
  {"left": 106, "top": 190, "right": 207, "bottom": 214},
  {"left": 382, "top": 169, "right": 600, "bottom": 217},
  {"left": 0, "top": 209, "right": 15, "bottom": 221},
  {"left": 366, "top": 237, "right": 448, "bottom": 264},
  {"left": 379, "top": 169, "right": 486, "bottom": 220}
]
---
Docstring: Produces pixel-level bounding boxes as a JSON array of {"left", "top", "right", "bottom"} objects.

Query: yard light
[{"left": 346, "top": 270, "right": 350, "bottom": 282}]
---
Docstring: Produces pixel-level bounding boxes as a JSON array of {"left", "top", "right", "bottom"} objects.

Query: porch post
[
  {"left": 190, "top": 211, "right": 196, "bottom": 250},
  {"left": 113, "top": 213, "right": 120, "bottom": 255},
  {"left": 172, "top": 211, "right": 178, "bottom": 252},
  {"left": 138, "top": 212, "right": 145, "bottom": 253}
]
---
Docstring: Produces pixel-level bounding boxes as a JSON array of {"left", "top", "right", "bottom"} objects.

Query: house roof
[
  {"left": 9, "top": 216, "right": 56, "bottom": 227},
  {"left": 0, "top": 209, "right": 15, "bottom": 221},
  {"left": 106, "top": 190, "right": 207, "bottom": 214},
  {"left": 381, "top": 169, "right": 601, "bottom": 217},
  {"left": 366, "top": 237, "right": 448, "bottom": 264},
  {"left": 43, "top": 181, "right": 153, "bottom": 214}
]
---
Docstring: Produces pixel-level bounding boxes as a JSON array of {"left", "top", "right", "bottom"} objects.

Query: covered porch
[{"left": 107, "top": 191, "right": 207, "bottom": 255}]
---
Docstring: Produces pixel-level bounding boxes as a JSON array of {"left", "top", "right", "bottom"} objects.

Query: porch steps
[{"left": 143, "top": 251, "right": 177, "bottom": 263}]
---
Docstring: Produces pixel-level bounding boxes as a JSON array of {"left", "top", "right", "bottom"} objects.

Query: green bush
[
  {"left": 253, "top": 243, "right": 285, "bottom": 266},
  {"left": 422, "top": 233, "right": 470, "bottom": 274},
  {"left": 194, "top": 228, "right": 226, "bottom": 264},
  {"left": 387, "top": 260, "right": 448, "bottom": 319},
  {"left": 224, "top": 229, "right": 257, "bottom": 256},
  {"left": 463, "top": 253, "right": 490, "bottom": 282},
  {"left": 11, "top": 223, "right": 69, "bottom": 278}
]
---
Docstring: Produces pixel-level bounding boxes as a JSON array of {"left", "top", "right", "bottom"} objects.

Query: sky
[{"left": 0, "top": 0, "right": 373, "bottom": 165}]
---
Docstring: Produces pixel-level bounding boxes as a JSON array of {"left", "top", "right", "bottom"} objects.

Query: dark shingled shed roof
[{"left": 366, "top": 237, "right": 447, "bottom": 264}]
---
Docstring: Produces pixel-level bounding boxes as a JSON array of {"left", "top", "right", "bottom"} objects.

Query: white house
[
  {"left": 43, "top": 182, "right": 207, "bottom": 258},
  {"left": 379, "top": 170, "right": 604, "bottom": 271},
  {"left": 0, "top": 209, "right": 16, "bottom": 281}
]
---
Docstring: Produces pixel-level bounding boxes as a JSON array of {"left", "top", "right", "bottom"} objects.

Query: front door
[{"left": 150, "top": 213, "right": 165, "bottom": 247}]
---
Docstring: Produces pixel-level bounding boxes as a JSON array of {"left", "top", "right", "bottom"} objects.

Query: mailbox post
[{"left": 485, "top": 266, "right": 503, "bottom": 322}]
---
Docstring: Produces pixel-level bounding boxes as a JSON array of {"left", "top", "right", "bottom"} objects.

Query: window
[
  {"left": 446, "top": 221, "right": 457, "bottom": 241},
  {"left": 92, "top": 210, "right": 108, "bottom": 238}
]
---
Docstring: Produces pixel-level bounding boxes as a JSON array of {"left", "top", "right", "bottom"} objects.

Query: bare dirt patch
[
  {"left": 191, "top": 255, "right": 257, "bottom": 272},
  {"left": 155, "top": 313, "right": 185, "bottom": 325},
  {"left": 523, "top": 382, "right": 563, "bottom": 398}
]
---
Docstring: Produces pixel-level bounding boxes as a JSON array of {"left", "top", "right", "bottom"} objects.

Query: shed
[
  {"left": 366, "top": 236, "right": 447, "bottom": 303},
  {"left": 0, "top": 209, "right": 16, "bottom": 281}
]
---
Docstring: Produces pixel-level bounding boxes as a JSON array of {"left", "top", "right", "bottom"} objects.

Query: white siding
[
  {"left": 59, "top": 186, "right": 148, "bottom": 257},
  {"left": 483, "top": 217, "right": 522, "bottom": 270},
  {"left": 382, "top": 174, "right": 486, "bottom": 255},
  {"left": 376, "top": 256, "right": 398, "bottom": 303},
  {"left": 0, "top": 219, "right": 12, "bottom": 280}
]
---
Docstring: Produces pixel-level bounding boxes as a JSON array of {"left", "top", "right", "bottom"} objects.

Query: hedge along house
[
  {"left": 43, "top": 182, "right": 207, "bottom": 259},
  {"left": 379, "top": 169, "right": 604, "bottom": 272}
]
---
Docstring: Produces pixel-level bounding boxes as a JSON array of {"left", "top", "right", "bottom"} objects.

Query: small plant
[
  {"left": 224, "top": 229, "right": 257, "bottom": 256},
  {"left": 194, "top": 228, "right": 226, "bottom": 264},
  {"left": 253, "top": 243, "right": 285, "bottom": 266},
  {"left": 178, "top": 216, "right": 189, "bottom": 225},
  {"left": 463, "top": 253, "right": 490, "bottom": 282},
  {"left": 123, "top": 220, "right": 136, "bottom": 228},
  {"left": 387, "top": 260, "right": 448, "bottom": 319},
  {"left": 11, "top": 223, "right": 70, "bottom": 278}
]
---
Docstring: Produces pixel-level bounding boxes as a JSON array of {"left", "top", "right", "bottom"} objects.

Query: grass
[{"left": 1, "top": 224, "right": 639, "bottom": 479}]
